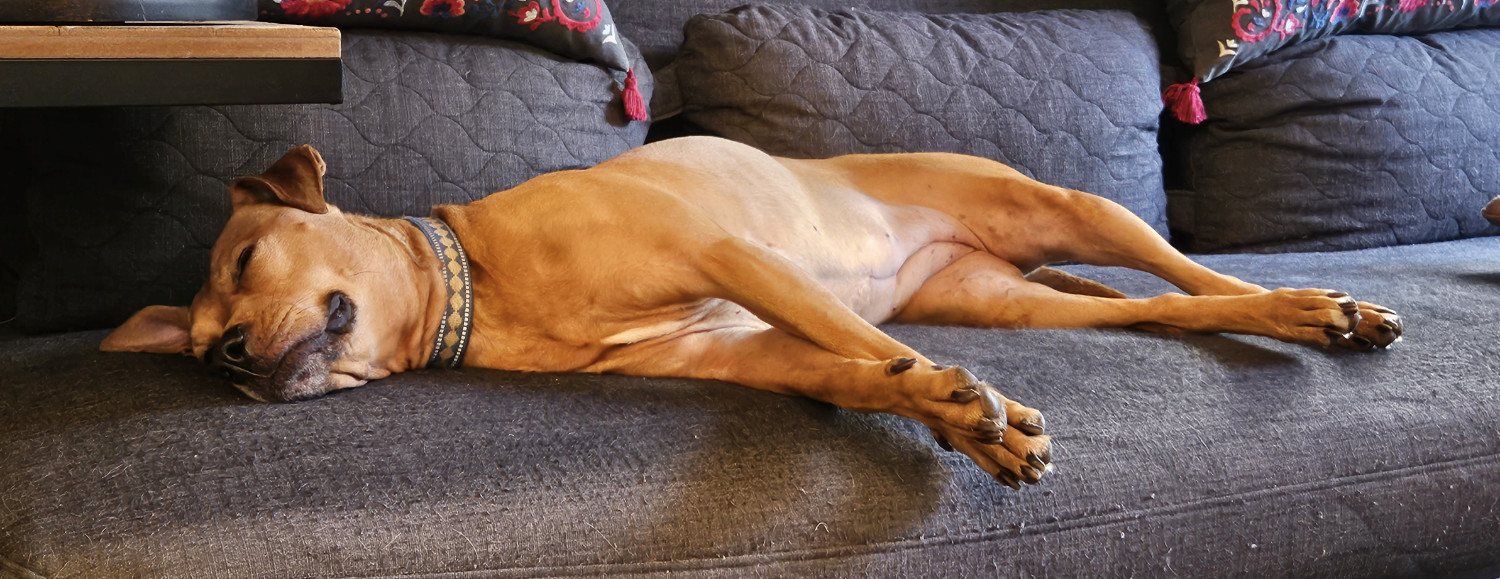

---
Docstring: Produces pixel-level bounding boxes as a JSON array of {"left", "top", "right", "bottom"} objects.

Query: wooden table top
[
  {"left": 0, "top": 22, "right": 343, "bottom": 107},
  {"left": 0, "top": 21, "right": 340, "bottom": 60}
]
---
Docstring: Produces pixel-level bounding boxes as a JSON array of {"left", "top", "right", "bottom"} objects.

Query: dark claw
[
  {"left": 977, "top": 426, "right": 1005, "bottom": 445},
  {"left": 950, "top": 387, "right": 980, "bottom": 404},
  {"left": 974, "top": 417, "right": 1006, "bottom": 444},
  {"left": 932, "top": 430, "right": 954, "bottom": 452},
  {"left": 1018, "top": 413, "right": 1046, "bottom": 436},
  {"left": 1328, "top": 291, "right": 1349, "bottom": 299},
  {"left": 977, "top": 385, "right": 1004, "bottom": 420},
  {"left": 1018, "top": 465, "right": 1042, "bottom": 484},
  {"left": 887, "top": 357, "right": 917, "bottom": 375},
  {"left": 1026, "top": 452, "right": 1046, "bottom": 470},
  {"left": 995, "top": 469, "right": 1023, "bottom": 490}
]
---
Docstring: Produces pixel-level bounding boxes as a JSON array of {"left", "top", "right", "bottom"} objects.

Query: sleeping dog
[{"left": 102, "top": 137, "right": 1402, "bottom": 488}]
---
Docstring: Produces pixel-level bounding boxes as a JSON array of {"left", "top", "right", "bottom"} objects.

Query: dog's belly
[
  {"left": 598, "top": 234, "right": 976, "bottom": 350},
  {"left": 648, "top": 143, "right": 980, "bottom": 324}
]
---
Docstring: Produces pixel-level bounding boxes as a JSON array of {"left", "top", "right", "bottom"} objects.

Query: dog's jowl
[{"left": 102, "top": 137, "right": 1402, "bottom": 488}]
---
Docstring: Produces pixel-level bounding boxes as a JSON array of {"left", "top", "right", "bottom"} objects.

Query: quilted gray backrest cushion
[
  {"left": 671, "top": 6, "right": 1169, "bottom": 236},
  {"left": 1170, "top": 29, "right": 1500, "bottom": 252},
  {"left": 611, "top": 0, "right": 1173, "bottom": 70},
  {"left": 10, "top": 30, "right": 650, "bottom": 333}
]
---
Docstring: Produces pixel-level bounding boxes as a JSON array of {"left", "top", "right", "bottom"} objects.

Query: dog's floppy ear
[
  {"left": 101, "top": 305, "right": 193, "bottom": 355},
  {"left": 231, "top": 144, "right": 330, "bottom": 214}
]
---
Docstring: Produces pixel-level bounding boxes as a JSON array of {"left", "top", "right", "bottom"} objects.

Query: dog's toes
[
  {"left": 1006, "top": 400, "right": 1045, "bottom": 435},
  {"left": 944, "top": 427, "right": 1052, "bottom": 490},
  {"left": 1326, "top": 329, "right": 1375, "bottom": 351},
  {"left": 1324, "top": 301, "right": 1402, "bottom": 351},
  {"left": 896, "top": 362, "right": 1053, "bottom": 488},
  {"left": 1350, "top": 302, "right": 1402, "bottom": 349}
]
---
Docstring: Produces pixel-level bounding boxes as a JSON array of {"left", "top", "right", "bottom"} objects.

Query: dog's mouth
[
  {"left": 209, "top": 292, "right": 356, "bottom": 402},
  {"left": 214, "top": 330, "right": 345, "bottom": 402}
]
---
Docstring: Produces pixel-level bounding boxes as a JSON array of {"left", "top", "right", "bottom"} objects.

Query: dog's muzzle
[{"left": 206, "top": 292, "right": 357, "bottom": 402}]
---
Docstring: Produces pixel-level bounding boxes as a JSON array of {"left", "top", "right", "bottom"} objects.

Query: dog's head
[{"left": 102, "top": 145, "right": 437, "bottom": 402}]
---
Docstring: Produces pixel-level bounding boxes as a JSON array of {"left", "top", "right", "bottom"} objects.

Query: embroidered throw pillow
[
  {"left": 1163, "top": 0, "right": 1500, "bottom": 123},
  {"left": 259, "top": 0, "right": 646, "bottom": 120}
]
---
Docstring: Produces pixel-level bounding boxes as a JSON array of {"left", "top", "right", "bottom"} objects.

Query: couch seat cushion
[{"left": 2, "top": 239, "right": 1499, "bottom": 577}]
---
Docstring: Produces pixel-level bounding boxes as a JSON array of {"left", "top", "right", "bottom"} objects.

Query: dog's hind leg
[
  {"left": 600, "top": 325, "right": 1053, "bottom": 488},
  {"left": 837, "top": 156, "right": 1400, "bottom": 348},
  {"left": 896, "top": 252, "right": 1373, "bottom": 348},
  {"left": 1024, "top": 267, "right": 1126, "bottom": 299},
  {"left": 961, "top": 186, "right": 1403, "bottom": 348}
]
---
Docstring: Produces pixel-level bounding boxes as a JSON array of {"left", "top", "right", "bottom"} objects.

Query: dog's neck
[{"left": 351, "top": 214, "right": 455, "bottom": 374}]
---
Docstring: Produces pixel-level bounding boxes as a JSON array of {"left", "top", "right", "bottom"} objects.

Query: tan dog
[{"left": 102, "top": 136, "right": 1403, "bottom": 488}]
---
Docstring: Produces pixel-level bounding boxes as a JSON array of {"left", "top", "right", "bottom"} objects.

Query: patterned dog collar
[{"left": 403, "top": 216, "right": 473, "bottom": 369}]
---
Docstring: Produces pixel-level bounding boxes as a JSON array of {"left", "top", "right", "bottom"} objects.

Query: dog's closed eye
[{"left": 235, "top": 244, "right": 255, "bottom": 286}]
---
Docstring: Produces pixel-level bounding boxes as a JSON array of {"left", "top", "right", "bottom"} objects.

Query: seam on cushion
[
  {"left": 324, "top": 450, "right": 1500, "bottom": 579},
  {"left": 0, "top": 554, "right": 46, "bottom": 579}
]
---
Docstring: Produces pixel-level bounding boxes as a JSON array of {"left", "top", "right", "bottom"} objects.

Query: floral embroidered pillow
[
  {"left": 259, "top": 0, "right": 646, "bottom": 120},
  {"left": 1164, "top": 0, "right": 1500, "bottom": 123}
]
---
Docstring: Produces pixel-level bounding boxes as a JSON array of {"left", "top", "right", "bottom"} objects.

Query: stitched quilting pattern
[
  {"left": 673, "top": 6, "right": 1168, "bottom": 235},
  {"left": 10, "top": 30, "right": 651, "bottom": 333},
  {"left": 1171, "top": 28, "right": 1500, "bottom": 252}
]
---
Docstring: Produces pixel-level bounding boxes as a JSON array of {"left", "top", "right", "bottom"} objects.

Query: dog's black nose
[{"left": 218, "top": 325, "right": 249, "bottom": 365}]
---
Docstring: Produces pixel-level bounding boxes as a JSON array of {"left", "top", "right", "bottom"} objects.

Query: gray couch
[{"left": 3, "top": 0, "right": 1499, "bottom": 577}]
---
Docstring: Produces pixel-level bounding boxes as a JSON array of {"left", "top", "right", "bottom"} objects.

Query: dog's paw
[
  {"left": 1251, "top": 288, "right": 1362, "bottom": 348},
  {"left": 889, "top": 360, "right": 1051, "bottom": 488},
  {"left": 1332, "top": 302, "right": 1402, "bottom": 351}
]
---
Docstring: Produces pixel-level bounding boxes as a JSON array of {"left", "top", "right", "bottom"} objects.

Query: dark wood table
[{"left": 0, "top": 21, "right": 342, "bottom": 107}]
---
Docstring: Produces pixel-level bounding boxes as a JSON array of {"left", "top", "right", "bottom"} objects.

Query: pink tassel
[
  {"left": 1163, "top": 78, "right": 1207, "bottom": 124},
  {"left": 622, "top": 68, "right": 648, "bottom": 122}
]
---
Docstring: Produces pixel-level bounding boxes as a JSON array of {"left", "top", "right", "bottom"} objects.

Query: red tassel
[
  {"left": 622, "top": 68, "right": 648, "bottom": 122},
  {"left": 1162, "top": 78, "right": 1207, "bottom": 124}
]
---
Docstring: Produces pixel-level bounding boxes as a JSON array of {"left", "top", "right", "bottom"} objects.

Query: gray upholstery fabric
[
  {"left": 671, "top": 7, "right": 1169, "bottom": 236},
  {"left": 7, "top": 29, "right": 651, "bottom": 335},
  {"left": 1169, "top": 29, "right": 1500, "bottom": 253},
  {"left": 3, "top": 237, "right": 1498, "bottom": 578}
]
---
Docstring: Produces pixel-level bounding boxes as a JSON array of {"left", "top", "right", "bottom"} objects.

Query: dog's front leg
[{"left": 604, "top": 327, "right": 1053, "bottom": 488}]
